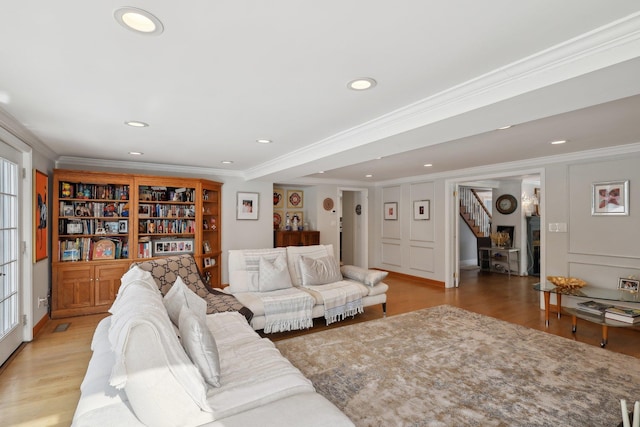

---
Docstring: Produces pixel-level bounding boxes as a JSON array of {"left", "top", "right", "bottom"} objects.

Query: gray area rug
[{"left": 275, "top": 305, "right": 640, "bottom": 427}]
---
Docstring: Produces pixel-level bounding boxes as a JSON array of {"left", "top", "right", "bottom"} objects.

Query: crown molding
[
  {"left": 245, "top": 12, "right": 640, "bottom": 181},
  {"left": 0, "top": 108, "right": 57, "bottom": 160},
  {"left": 375, "top": 142, "right": 640, "bottom": 186},
  {"left": 55, "top": 156, "right": 243, "bottom": 178}
]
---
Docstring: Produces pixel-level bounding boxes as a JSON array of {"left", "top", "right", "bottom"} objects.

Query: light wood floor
[{"left": 1, "top": 269, "right": 639, "bottom": 427}]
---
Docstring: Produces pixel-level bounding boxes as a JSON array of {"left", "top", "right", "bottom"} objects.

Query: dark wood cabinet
[{"left": 274, "top": 230, "right": 320, "bottom": 247}]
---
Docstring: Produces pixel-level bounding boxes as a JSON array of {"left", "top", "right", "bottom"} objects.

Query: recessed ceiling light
[
  {"left": 375, "top": 156, "right": 383, "bottom": 160},
  {"left": 365, "top": 174, "right": 373, "bottom": 178},
  {"left": 319, "top": 171, "right": 325, "bottom": 174},
  {"left": 424, "top": 163, "right": 433, "bottom": 167},
  {"left": 550, "top": 140, "right": 567, "bottom": 145},
  {"left": 256, "top": 139, "right": 272, "bottom": 144},
  {"left": 348, "top": 78, "right": 377, "bottom": 91},
  {"left": 221, "top": 160, "right": 233, "bottom": 164},
  {"left": 497, "top": 125, "right": 513, "bottom": 130},
  {"left": 128, "top": 151, "right": 143, "bottom": 156},
  {"left": 125, "top": 121, "right": 149, "bottom": 127},
  {"left": 114, "top": 7, "right": 164, "bottom": 35}
]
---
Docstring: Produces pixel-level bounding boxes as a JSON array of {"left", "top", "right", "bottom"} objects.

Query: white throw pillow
[
  {"left": 179, "top": 306, "right": 221, "bottom": 387},
  {"left": 299, "top": 255, "right": 343, "bottom": 286},
  {"left": 258, "top": 255, "right": 293, "bottom": 292},
  {"left": 164, "top": 276, "right": 207, "bottom": 326},
  {"left": 341, "top": 265, "right": 389, "bottom": 287},
  {"left": 109, "top": 266, "right": 160, "bottom": 314}
]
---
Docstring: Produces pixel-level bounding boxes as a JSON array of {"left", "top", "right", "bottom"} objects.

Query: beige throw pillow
[
  {"left": 299, "top": 255, "right": 343, "bottom": 286},
  {"left": 340, "top": 265, "right": 389, "bottom": 286}
]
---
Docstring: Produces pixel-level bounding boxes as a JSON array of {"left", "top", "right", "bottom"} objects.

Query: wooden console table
[
  {"left": 274, "top": 230, "right": 320, "bottom": 247},
  {"left": 534, "top": 282, "right": 640, "bottom": 347}
]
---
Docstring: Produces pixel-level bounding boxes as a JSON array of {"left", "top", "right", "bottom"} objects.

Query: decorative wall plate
[
  {"left": 495, "top": 194, "right": 517, "bottom": 215},
  {"left": 323, "top": 197, "right": 334, "bottom": 211}
]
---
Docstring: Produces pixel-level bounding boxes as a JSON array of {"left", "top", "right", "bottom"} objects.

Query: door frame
[
  {"left": 445, "top": 168, "right": 545, "bottom": 288},
  {"left": 338, "top": 187, "right": 368, "bottom": 267},
  {"left": 0, "top": 128, "right": 34, "bottom": 365}
]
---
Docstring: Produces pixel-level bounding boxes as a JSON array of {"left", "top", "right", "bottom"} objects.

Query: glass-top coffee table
[{"left": 534, "top": 282, "right": 640, "bottom": 347}]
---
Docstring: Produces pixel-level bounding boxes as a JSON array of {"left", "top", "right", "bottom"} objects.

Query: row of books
[
  {"left": 576, "top": 300, "right": 640, "bottom": 323},
  {"left": 60, "top": 182, "right": 129, "bottom": 200},
  {"left": 60, "top": 201, "right": 129, "bottom": 218},
  {"left": 59, "top": 237, "right": 128, "bottom": 261}
]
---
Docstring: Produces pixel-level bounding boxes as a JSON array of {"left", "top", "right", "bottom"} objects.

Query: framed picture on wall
[
  {"left": 592, "top": 180, "right": 629, "bottom": 216},
  {"left": 237, "top": 192, "right": 259, "bottom": 220},
  {"left": 287, "top": 189, "right": 304, "bottom": 209},
  {"left": 413, "top": 200, "right": 430, "bottom": 220},
  {"left": 34, "top": 169, "right": 48, "bottom": 262},
  {"left": 273, "top": 188, "right": 284, "bottom": 209},
  {"left": 384, "top": 202, "right": 398, "bottom": 220}
]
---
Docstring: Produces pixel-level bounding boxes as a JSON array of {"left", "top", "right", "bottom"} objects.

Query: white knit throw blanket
[
  {"left": 261, "top": 288, "right": 315, "bottom": 333},
  {"left": 310, "top": 281, "right": 364, "bottom": 326}
]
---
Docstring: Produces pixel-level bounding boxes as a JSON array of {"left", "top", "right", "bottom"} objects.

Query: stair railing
[{"left": 459, "top": 187, "right": 491, "bottom": 236}]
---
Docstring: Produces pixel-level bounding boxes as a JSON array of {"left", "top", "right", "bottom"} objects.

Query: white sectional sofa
[
  {"left": 72, "top": 265, "right": 353, "bottom": 427},
  {"left": 226, "top": 244, "right": 388, "bottom": 332}
]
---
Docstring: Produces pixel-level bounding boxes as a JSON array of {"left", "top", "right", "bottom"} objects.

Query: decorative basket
[
  {"left": 490, "top": 232, "right": 510, "bottom": 248},
  {"left": 546, "top": 275, "right": 587, "bottom": 290}
]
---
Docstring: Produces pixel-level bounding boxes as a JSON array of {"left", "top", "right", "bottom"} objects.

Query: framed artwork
[
  {"left": 34, "top": 169, "right": 48, "bottom": 262},
  {"left": 118, "top": 220, "right": 128, "bottom": 233},
  {"left": 92, "top": 239, "right": 116, "bottom": 260},
  {"left": 287, "top": 189, "right": 303, "bottom": 209},
  {"left": 273, "top": 209, "right": 284, "bottom": 230},
  {"left": 237, "top": 192, "right": 259, "bottom": 220},
  {"left": 413, "top": 200, "right": 430, "bottom": 220},
  {"left": 384, "top": 202, "right": 398, "bottom": 220},
  {"left": 152, "top": 238, "right": 194, "bottom": 256},
  {"left": 273, "top": 188, "right": 284, "bottom": 209},
  {"left": 204, "top": 257, "right": 212, "bottom": 267},
  {"left": 496, "top": 225, "right": 515, "bottom": 248},
  {"left": 592, "top": 180, "right": 629, "bottom": 216},
  {"left": 618, "top": 278, "right": 639, "bottom": 292}
]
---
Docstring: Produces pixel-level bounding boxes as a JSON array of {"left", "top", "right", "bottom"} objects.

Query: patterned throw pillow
[
  {"left": 132, "top": 255, "right": 253, "bottom": 322},
  {"left": 258, "top": 255, "right": 293, "bottom": 292}
]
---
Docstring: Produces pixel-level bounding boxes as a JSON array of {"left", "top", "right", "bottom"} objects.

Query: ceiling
[{"left": 1, "top": 2, "right": 640, "bottom": 184}]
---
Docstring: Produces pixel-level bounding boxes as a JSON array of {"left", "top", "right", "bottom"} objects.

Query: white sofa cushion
[
  {"left": 258, "top": 254, "right": 292, "bottom": 291},
  {"left": 109, "top": 266, "right": 160, "bottom": 315},
  {"left": 164, "top": 276, "right": 207, "bottom": 326},
  {"left": 179, "top": 306, "right": 221, "bottom": 387},
  {"left": 286, "top": 245, "right": 335, "bottom": 287},
  {"left": 107, "top": 280, "right": 213, "bottom": 425},
  {"left": 340, "top": 265, "right": 389, "bottom": 286},
  {"left": 228, "top": 248, "right": 288, "bottom": 293},
  {"left": 299, "top": 255, "right": 343, "bottom": 286}
]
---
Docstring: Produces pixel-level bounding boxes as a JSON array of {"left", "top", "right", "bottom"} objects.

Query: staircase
[{"left": 460, "top": 187, "right": 491, "bottom": 237}]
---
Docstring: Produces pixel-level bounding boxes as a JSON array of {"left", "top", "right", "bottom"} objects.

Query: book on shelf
[{"left": 575, "top": 300, "right": 613, "bottom": 316}]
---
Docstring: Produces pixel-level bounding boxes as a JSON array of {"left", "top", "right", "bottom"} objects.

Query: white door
[{"left": 0, "top": 141, "right": 22, "bottom": 365}]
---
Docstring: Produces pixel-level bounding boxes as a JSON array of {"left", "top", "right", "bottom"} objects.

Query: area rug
[{"left": 275, "top": 305, "right": 640, "bottom": 427}]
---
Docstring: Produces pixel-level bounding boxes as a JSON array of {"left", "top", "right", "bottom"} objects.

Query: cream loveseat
[
  {"left": 226, "top": 244, "right": 388, "bottom": 332},
  {"left": 72, "top": 262, "right": 353, "bottom": 427}
]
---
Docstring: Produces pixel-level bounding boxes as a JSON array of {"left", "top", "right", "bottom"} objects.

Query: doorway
[
  {"left": 0, "top": 141, "right": 23, "bottom": 365},
  {"left": 339, "top": 188, "right": 368, "bottom": 267},
  {"left": 446, "top": 170, "right": 544, "bottom": 288}
]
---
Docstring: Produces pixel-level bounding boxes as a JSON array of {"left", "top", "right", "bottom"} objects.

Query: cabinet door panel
[
  {"left": 94, "top": 263, "right": 130, "bottom": 306},
  {"left": 55, "top": 265, "right": 93, "bottom": 310}
]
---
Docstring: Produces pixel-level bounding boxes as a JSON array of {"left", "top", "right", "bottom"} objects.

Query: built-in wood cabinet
[
  {"left": 274, "top": 230, "right": 320, "bottom": 248},
  {"left": 52, "top": 169, "right": 222, "bottom": 318}
]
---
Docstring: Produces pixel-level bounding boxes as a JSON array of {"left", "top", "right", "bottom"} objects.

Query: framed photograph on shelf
[
  {"left": 34, "top": 169, "right": 48, "bottom": 262},
  {"left": 618, "top": 277, "right": 639, "bottom": 292},
  {"left": 118, "top": 220, "right": 128, "bottom": 233},
  {"left": 204, "top": 257, "right": 212, "bottom": 267},
  {"left": 237, "top": 192, "right": 259, "bottom": 220},
  {"left": 287, "top": 189, "right": 303, "bottom": 209},
  {"left": 152, "top": 238, "right": 194, "bottom": 256},
  {"left": 592, "top": 180, "right": 629, "bottom": 216},
  {"left": 384, "top": 202, "right": 398, "bottom": 220},
  {"left": 413, "top": 200, "right": 430, "bottom": 220},
  {"left": 203, "top": 240, "right": 212, "bottom": 254},
  {"left": 138, "top": 204, "right": 151, "bottom": 218}
]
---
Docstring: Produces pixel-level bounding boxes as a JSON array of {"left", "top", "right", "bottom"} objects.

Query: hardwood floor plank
[{"left": 1, "top": 271, "right": 638, "bottom": 426}]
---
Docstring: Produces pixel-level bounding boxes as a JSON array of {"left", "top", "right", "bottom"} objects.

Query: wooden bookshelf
[{"left": 51, "top": 169, "right": 222, "bottom": 318}]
